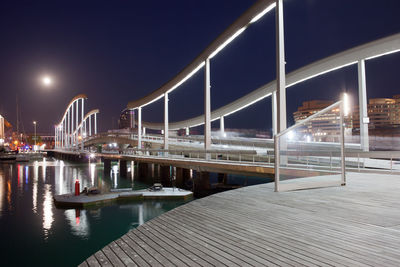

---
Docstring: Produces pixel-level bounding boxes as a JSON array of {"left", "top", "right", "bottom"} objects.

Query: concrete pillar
[
  {"left": 175, "top": 167, "right": 184, "bottom": 188},
  {"left": 204, "top": 58, "right": 211, "bottom": 150},
  {"left": 358, "top": 60, "right": 369, "bottom": 151},
  {"left": 103, "top": 158, "right": 111, "bottom": 173},
  {"left": 185, "top": 127, "right": 189, "bottom": 136},
  {"left": 160, "top": 165, "right": 171, "bottom": 186},
  {"left": 137, "top": 107, "right": 142, "bottom": 149},
  {"left": 194, "top": 171, "right": 211, "bottom": 192},
  {"left": 276, "top": 0, "right": 287, "bottom": 133},
  {"left": 94, "top": 112, "right": 97, "bottom": 135},
  {"left": 218, "top": 173, "right": 228, "bottom": 185},
  {"left": 164, "top": 93, "right": 169, "bottom": 150},
  {"left": 272, "top": 90, "right": 278, "bottom": 136},
  {"left": 138, "top": 162, "right": 148, "bottom": 180},
  {"left": 220, "top": 116, "right": 225, "bottom": 136},
  {"left": 71, "top": 102, "right": 74, "bottom": 147},
  {"left": 119, "top": 160, "right": 127, "bottom": 177},
  {"left": 76, "top": 100, "right": 78, "bottom": 141},
  {"left": 143, "top": 127, "right": 146, "bottom": 136},
  {"left": 182, "top": 168, "right": 191, "bottom": 189}
]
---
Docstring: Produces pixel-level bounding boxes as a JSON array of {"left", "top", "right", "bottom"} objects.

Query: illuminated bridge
[{"left": 53, "top": 0, "right": 400, "bottom": 192}]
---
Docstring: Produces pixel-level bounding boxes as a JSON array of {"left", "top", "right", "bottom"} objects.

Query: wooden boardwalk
[{"left": 80, "top": 173, "right": 400, "bottom": 266}]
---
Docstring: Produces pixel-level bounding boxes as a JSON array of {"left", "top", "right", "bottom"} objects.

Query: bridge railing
[
  {"left": 100, "top": 147, "right": 274, "bottom": 165},
  {"left": 274, "top": 100, "right": 346, "bottom": 192}
]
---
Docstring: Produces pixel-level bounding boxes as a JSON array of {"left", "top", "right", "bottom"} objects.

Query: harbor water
[{"left": 0, "top": 159, "right": 187, "bottom": 266}]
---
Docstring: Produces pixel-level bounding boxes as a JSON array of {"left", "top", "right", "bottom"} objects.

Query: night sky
[{"left": 0, "top": 0, "right": 399, "bottom": 134}]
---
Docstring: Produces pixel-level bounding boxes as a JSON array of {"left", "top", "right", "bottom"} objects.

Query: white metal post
[
  {"left": 71, "top": 103, "right": 75, "bottom": 147},
  {"left": 340, "top": 101, "right": 346, "bottom": 185},
  {"left": 204, "top": 58, "right": 211, "bottom": 151},
  {"left": 67, "top": 110, "right": 70, "bottom": 148},
  {"left": 61, "top": 122, "right": 64, "bottom": 148},
  {"left": 94, "top": 113, "right": 97, "bottom": 135},
  {"left": 75, "top": 101, "right": 78, "bottom": 146},
  {"left": 138, "top": 107, "right": 142, "bottom": 149},
  {"left": 164, "top": 93, "right": 169, "bottom": 150},
  {"left": 275, "top": 0, "right": 287, "bottom": 168},
  {"left": 272, "top": 90, "right": 278, "bottom": 136},
  {"left": 89, "top": 115, "right": 92, "bottom": 136},
  {"left": 220, "top": 116, "right": 225, "bottom": 136},
  {"left": 358, "top": 60, "right": 369, "bottom": 151},
  {"left": 274, "top": 135, "right": 280, "bottom": 192},
  {"left": 276, "top": 0, "right": 287, "bottom": 133}
]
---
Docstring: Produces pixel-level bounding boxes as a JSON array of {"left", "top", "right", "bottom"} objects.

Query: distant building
[
  {"left": 353, "top": 95, "right": 400, "bottom": 130},
  {"left": 293, "top": 100, "right": 352, "bottom": 142},
  {"left": 0, "top": 115, "right": 4, "bottom": 140},
  {"left": 118, "top": 109, "right": 135, "bottom": 129}
]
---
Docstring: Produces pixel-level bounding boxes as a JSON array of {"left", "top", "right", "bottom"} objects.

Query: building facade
[
  {"left": 293, "top": 100, "right": 352, "bottom": 142},
  {"left": 0, "top": 115, "right": 4, "bottom": 141},
  {"left": 353, "top": 95, "right": 400, "bottom": 129},
  {"left": 118, "top": 109, "right": 135, "bottom": 129}
]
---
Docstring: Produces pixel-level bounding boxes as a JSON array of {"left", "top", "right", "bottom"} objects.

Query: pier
[{"left": 80, "top": 172, "right": 400, "bottom": 266}]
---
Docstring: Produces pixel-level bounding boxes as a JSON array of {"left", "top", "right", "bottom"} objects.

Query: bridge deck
[{"left": 80, "top": 172, "right": 400, "bottom": 266}]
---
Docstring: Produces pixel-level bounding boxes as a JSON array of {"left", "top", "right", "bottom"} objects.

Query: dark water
[{"left": 0, "top": 159, "right": 187, "bottom": 267}]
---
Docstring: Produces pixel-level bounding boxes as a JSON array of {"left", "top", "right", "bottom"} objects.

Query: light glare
[
  {"left": 42, "top": 76, "right": 52, "bottom": 86},
  {"left": 343, "top": 93, "right": 351, "bottom": 116}
]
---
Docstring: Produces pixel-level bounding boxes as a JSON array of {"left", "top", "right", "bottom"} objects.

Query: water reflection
[
  {"left": 112, "top": 165, "right": 118, "bottom": 188},
  {"left": 17, "top": 164, "right": 23, "bottom": 188},
  {"left": 64, "top": 209, "right": 89, "bottom": 238},
  {"left": 33, "top": 161, "right": 38, "bottom": 213},
  {"left": 90, "top": 163, "right": 95, "bottom": 187},
  {"left": 43, "top": 184, "right": 54, "bottom": 237},
  {"left": 0, "top": 170, "right": 3, "bottom": 216}
]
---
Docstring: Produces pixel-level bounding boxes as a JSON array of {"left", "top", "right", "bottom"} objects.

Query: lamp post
[{"left": 33, "top": 121, "right": 37, "bottom": 151}]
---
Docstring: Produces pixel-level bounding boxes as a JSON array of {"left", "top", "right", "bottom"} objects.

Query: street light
[{"left": 33, "top": 121, "right": 37, "bottom": 151}]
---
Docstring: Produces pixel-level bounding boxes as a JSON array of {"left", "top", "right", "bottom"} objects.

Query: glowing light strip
[
  {"left": 167, "top": 61, "right": 205, "bottom": 93},
  {"left": 209, "top": 27, "right": 246, "bottom": 59},
  {"left": 365, "top": 48, "right": 400, "bottom": 60},
  {"left": 139, "top": 94, "right": 164, "bottom": 109},
  {"left": 250, "top": 3, "right": 276, "bottom": 23},
  {"left": 224, "top": 93, "right": 272, "bottom": 117},
  {"left": 286, "top": 61, "right": 358, "bottom": 88}
]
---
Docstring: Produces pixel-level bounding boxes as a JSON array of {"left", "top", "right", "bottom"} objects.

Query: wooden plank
[
  {"left": 94, "top": 250, "right": 113, "bottom": 267},
  {"left": 78, "top": 261, "right": 89, "bottom": 267},
  {"left": 81, "top": 172, "right": 400, "bottom": 267},
  {"left": 115, "top": 238, "right": 151, "bottom": 267},
  {"left": 102, "top": 245, "right": 125, "bottom": 267},
  {"left": 136, "top": 225, "right": 203, "bottom": 267},
  {"left": 132, "top": 227, "right": 188, "bottom": 266},
  {"left": 107, "top": 241, "right": 138, "bottom": 267},
  {"left": 126, "top": 231, "right": 175, "bottom": 267},
  {"left": 85, "top": 255, "right": 100, "bottom": 267},
  {"left": 156, "top": 214, "right": 285, "bottom": 266},
  {"left": 145, "top": 220, "right": 229, "bottom": 266},
  {"left": 120, "top": 235, "right": 161, "bottom": 267}
]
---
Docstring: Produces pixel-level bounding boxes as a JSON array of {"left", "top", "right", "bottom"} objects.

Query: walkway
[{"left": 80, "top": 173, "right": 400, "bottom": 266}]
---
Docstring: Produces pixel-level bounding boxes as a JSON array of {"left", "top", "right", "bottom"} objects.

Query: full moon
[{"left": 42, "top": 76, "right": 52, "bottom": 86}]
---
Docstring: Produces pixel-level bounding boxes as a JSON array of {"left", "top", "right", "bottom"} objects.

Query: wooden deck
[{"left": 80, "top": 172, "right": 400, "bottom": 266}]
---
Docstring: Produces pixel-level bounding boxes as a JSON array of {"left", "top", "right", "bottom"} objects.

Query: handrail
[{"left": 276, "top": 100, "right": 342, "bottom": 137}]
